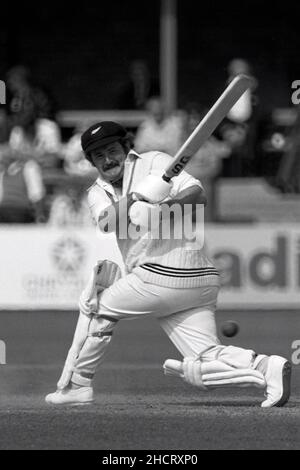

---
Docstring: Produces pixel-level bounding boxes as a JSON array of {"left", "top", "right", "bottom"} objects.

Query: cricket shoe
[
  {"left": 45, "top": 386, "right": 94, "bottom": 406},
  {"left": 261, "top": 355, "right": 291, "bottom": 408}
]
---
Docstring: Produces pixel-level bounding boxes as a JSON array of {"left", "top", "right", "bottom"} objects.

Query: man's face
[{"left": 90, "top": 141, "right": 126, "bottom": 183}]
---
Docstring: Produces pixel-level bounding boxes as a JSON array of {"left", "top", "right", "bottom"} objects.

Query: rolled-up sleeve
[
  {"left": 170, "top": 170, "right": 203, "bottom": 197},
  {"left": 149, "top": 151, "right": 203, "bottom": 198}
]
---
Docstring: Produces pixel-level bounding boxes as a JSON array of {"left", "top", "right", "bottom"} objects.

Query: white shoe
[
  {"left": 45, "top": 386, "right": 94, "bottom": 406},
  {"left": 261, "top": 355, "right": 291, "bottom": 408}
]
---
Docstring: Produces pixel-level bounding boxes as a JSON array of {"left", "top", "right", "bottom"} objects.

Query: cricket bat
[{"left": 162, "top": 74, "right": 256, "bottom": 182}]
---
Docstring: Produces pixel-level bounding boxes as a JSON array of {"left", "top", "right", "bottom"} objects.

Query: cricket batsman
[{"left": 46, "top": 121, "right": 291, "bottom": 407}]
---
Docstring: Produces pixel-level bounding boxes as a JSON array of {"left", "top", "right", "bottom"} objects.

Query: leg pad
[{"left": 164, "top": 358, "right": 266, "bottom": 390}]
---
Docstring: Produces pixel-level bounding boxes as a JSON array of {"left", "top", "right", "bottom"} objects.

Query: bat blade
[{"left": 163, "top": 74, "right": 256, "bottom": 181}]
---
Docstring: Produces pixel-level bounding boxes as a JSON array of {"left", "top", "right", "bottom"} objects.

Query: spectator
[
  {"left": 219, "top": 58, "right": 259, "bottom": 177},
  {"left": 7, "top": 118, "right": 63, "bottom": 171},
  {"left": 227, "top": 58, "right": 254, "bottom": 123},
  {"left": 0, "top": 109, "right": 9, "bottom": 144},
  {"left": 47, "top": 188, "right": 93, "bottom": 227},
  {"left": 115, "top": 60, "right": 160, "bottom": 110},
  {"left": 3, "top": 65, "right": 62, "bottom": 170},
  {"left": 0, "top": 147, "right": 46, "bottom": 223},
  {"left": 35, "top": 118, "right": 62, "bottom": 159},
  {"left": 47, "top": 126, "right": 98, "bottom": 226},
  {"left": 35, "top": 120, "right": 63, "bottom": 170},
  {"left": 134, "top": 96, "right": 183, "bottom": 155},
  {"left": 183, "top": 103, "right": 231, "bottom": 221},
  {"left": 5, "top": 65, "right": 56, "bottom": 135},
  {"left": 62, "top": 128, "right": 97, "bottom": 177},
  {"left": 276, "top": 106, "right": 300, "bottom": 193}
]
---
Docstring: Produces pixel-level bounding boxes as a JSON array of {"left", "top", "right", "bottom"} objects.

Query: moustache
[{"left": 103, "top": 162, "right": 119, "bottom": 171}]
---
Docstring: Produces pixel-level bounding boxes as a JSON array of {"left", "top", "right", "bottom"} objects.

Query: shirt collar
[
  {"left": 95, "top": 176, "right": 114, "bottom": 194},
  {"left": 126, "top": 149, "right": 142, "bottom": 161}
]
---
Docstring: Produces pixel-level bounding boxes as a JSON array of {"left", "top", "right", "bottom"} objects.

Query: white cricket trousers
[{"left": 72, "top": 273, "right": 256, "bottom": 386}]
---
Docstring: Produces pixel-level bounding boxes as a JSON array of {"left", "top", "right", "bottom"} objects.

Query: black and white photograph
[{"left": 0, "top": 0, "right": 299, "bottom": 453}]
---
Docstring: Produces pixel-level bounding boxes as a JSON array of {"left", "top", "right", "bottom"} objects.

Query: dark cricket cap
[{"left": 81, "top": 121, "right": 127, "bottom": 154}]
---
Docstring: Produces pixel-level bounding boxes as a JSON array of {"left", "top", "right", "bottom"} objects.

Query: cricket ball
[{"left": 221, "top": 320, "right": 239, "bottom": 337}]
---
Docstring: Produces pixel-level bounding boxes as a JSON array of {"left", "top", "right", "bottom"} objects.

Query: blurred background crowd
[{"left": 1, "top": 1, "right": 300, "bottom": 226}]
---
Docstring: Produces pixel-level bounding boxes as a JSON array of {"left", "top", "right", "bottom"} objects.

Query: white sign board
[
  {"left": 207, "top": 224, "right": 300, "bottom": 309},
  {"left": 0, "top": 226, "right": 122, "bottom": 310},
  {"left": 0, "top": 224, "right": 299, "bottom": 309}
]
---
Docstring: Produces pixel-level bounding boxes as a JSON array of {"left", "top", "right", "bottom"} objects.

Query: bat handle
[{"left": 162, "top": 174, "right": 171, "bottom": 183}]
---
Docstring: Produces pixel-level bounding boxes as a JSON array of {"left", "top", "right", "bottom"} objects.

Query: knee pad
[{"left": 79, "top": 260, "right": 122, "bottom": 316}]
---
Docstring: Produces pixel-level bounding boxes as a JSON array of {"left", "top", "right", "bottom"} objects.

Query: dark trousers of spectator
[
  {"left": 276, "top": 145, "right": 300, "bottom": 193},
  {"left": 0, "top": 207, "right": 35, "bottom": 223}
]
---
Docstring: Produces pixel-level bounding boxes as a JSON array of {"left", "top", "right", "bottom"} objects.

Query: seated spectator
[
  {"left": 134, "top": 96, "right": 183, "bottom": 155},
  {"left": 9, "top": 119, "right": 63, "bottom": 170},
  {"left": 34, "top": 118, "right": 63, "bottom": 169},
  {"left": 219, "top": 58, "right": 259, "bottom": 177},
  {"left": 6, "top": 64, "right": 57, "bottom": 131},
  {"left": 2, "top": 65, "right": 62, "bottom": 170},
  {"left": 47, "top": 126, "right": 99, "bottom": 227},
  {"left": 62, "top": 129, "right": 97, "bottom": 177},
  {"left": 0, "top": 109, "right": 9, "bottom": 143},
  {"left": 115, "top": 60, "right": 160, "bottom": 110},
  {"left": 276, "top": 106, "right": 300, "bottom": 193},
  {"left": 47, "top": 188, "right": 93, "bottom": 227},
  {"left": 0, "top": 147, "right": 46, "bottom": 223},
  {"left": 227, "top": 58, "right": 254, "bottom": 123}
]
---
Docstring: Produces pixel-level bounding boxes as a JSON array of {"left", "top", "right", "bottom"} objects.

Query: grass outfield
[{"left": 0, "top": 310, "right": 299, "bottom": 450}]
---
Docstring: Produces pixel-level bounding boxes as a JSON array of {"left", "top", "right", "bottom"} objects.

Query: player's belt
[{"left": 140, "top": 263, "right": 219, "bottom": 278}]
